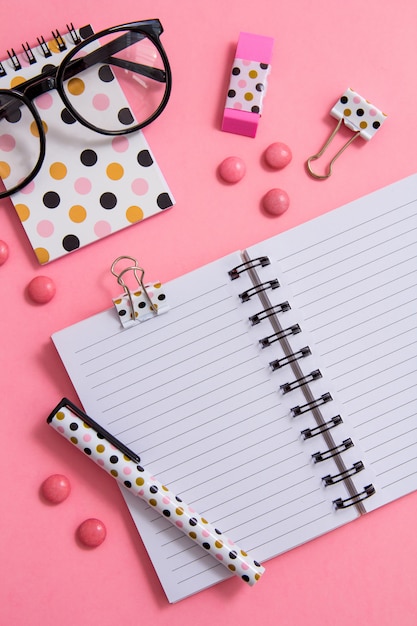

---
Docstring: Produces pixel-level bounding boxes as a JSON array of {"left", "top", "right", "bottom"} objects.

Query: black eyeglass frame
[{"left": 0, "top": 19, "right": 172, "bottom": 199}]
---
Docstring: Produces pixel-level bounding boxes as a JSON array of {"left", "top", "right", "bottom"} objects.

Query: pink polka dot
[
  {"left": 176, "top": 520, "right": 184, "bottom": 528},
  {"left": 353, "top": 96, "right": 361, "bottom": 104},
  {"left": 238, "top": 79, "right": 247, "bottom": 88},
  {"left": 241, "top": 562, "right": 249, "bottom": 570},
  {"left": 94, "top": 220, "right": 112, "bottom": 238},
  {"left": 228, "top": 539, "right": 235, "bottom": 546},
  {"left": 162, "top": 496, "right": 170, "bottom": 504},
  {"left": 138, "top": 489, "right": 145, "bottom": 496},
  {"left": 123, "top": 467, "right": 132, "bottom": 475},
  {"left": 112, "top": 136, "right": 129, "bottom": 152},
  {"left": 74, "top": 177, "right": 92, "bottom": 194},
  {"left": 93, "top": 93, "right": 110, "bottom": 111},
  {"left": 216, "top": 554, "right": 224, "bottom": 560},
  {"left": 131, "top": 178, "right": 149, "bottom": 196},
  {"left": 36, "top": 93, "right": 53, "bottom": 110},
  {"left": 242, "top": 60, "right": 251, "bottom": 66},
  {"left": 233, "top": 102, "right": 243, "bottom": 110},
  {"left": 0, "top": 134, "right": 15, "bottom": 151},
  {"left": 369, "top": 108, "right": 377, "bottom": 116},
  {"left": 20, "top": 180, "right": 35, "bottom": 194},
  {"left": 202, "top": 529, "right": 210, "bottom": 537},
  {"left": 36, "top": 220, "right": 54, "bottom": 237},
  {"left": 57, "top": 426, "right": 65, "bottom": 433},
  {"left": 97, "top": 459, "right": 105, "bottom": 466},
  {"left": 83, "top": 434, "right": 92, "bottom": 442}
]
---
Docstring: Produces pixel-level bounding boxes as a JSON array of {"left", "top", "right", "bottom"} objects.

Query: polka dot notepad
[{"left": 0, "top": 25, "right": 174, "bottom": 264}]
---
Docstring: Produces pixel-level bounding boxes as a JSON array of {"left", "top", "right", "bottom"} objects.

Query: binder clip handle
[
  {"left": 111, "top": 255, "right": 157, "bottom": 316},
  {"left": 306, "top": 118, "right": 361, "bottom": 180}
]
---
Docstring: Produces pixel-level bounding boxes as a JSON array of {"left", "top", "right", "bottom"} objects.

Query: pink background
[{"left": 1, "top": 1, "right": 416, "bottom": 624}]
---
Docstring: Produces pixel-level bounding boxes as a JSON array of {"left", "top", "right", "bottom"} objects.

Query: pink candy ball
[
  {"left": 262, "top": 188, "right": 290, "bottom": 216},
  {"left": 77, "top": 518, "right": 107, "bottom": 547},
  {"left": 264, "top": 142, "right": 292, "bottom": 169},
  {"left": 41, "top": 474, "right": 71, "bottom": 503},
  {"left": 27, "top": 275, "right": 56, "bottom": 303},
  {"left": 218, "top": 156, "right": 246, "bottom": 183},
  {"left": 0, "top": 240, "right": 9, "bottom": 265}
]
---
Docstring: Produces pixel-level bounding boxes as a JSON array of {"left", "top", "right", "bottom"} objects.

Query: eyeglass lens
[
  {"left": 0, "top": 92, "right": 42, "bottom": 193},
  {"left": 60, "top": 29, "right": 169, "bottom": 133}
]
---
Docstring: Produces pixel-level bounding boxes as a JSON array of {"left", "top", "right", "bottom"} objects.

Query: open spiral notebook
[{"left": 51, "top": 173, "right": 417, "bottom": 603}]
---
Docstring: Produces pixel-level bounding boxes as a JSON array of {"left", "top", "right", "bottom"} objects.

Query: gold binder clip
[
  {"left": 306, "top": 88, "right": 387, "bottom": 180},
  {"left": 111, "top": 256, "right": 168, "bottom": 328}
]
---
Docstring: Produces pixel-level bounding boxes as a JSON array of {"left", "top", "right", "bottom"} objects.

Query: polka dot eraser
[
  {"left": 221, "top": 32, "right": 274, "bottom": 138},
  {"left": 27, "top": 275, "right": 56, "bottom": 303}
]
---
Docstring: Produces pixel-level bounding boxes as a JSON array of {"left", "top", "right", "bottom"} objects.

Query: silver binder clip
[{"left": 111, "top": 256, "right": 169, "bottom": 329}]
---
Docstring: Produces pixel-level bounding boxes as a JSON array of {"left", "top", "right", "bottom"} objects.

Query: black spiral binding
[
  {"left": 229, "top": 252, "right": 375, "bottom": 514},
  {"left": 2, "top": 24, "right": 79, "bottom": 76}
]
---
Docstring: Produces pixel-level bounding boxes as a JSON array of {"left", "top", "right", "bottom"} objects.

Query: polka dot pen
[{"left": 47, "top": 398, "right": 265, "bottom": 586}]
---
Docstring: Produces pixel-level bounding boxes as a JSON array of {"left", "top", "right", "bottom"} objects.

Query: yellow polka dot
[
  {"left": 82, "top": 422, "right": 90, "bottom": 429},
  {"left": 154, "top": 282, "right": 161, "bottom": 288},
  {"left": 56, "top": 411, "right": 65, "bottom": 420},
  {"left": 69, "top": 205, "right": 87, "bottom": 223},
  {"left": 249, "top": 70, "right": 258, "bottom": 79},
  {"left": 30, "top": 120, "right": 48, "bottom": 138},
  {"left": 359, "top": 121, "right": 368, "bottom": 129},
  {"left": 49, "top": 162, "right": 67, "bottom": 180},
  {"left": 228, "top": 564, "right": 236, "bottom": 572},
  {"left": 70, "top": 437, "right": 78, "bottom": 444},
  {"left": 201, "top": 518, "right": 208, "bottom": 524},
  {"left": 343, "top": 108, "right": 352, "bottom": 117},
  {"left": 123, "top": 455, "right": 131, "bottom": 461},
  {"left": 114, "top": 298, "right": 122, "bottom": 304},
  {"left": 126, "top": 206, "right": 144, "bottom": 223},
  {"left": 106, "top": 162, "right": 124, "bottom": 180},
  {"left": 67, "top": 77, "right": 85, "bottom": 96},
  {"left": 110, "top": 469, "right": 118, "bottom": 477},
  {"left": 161, "top": 485, "right": 169, "bottom": 491},
  {"left": 255, "top": 573, "right": 261, "bottom": 581},
  {"left": 244, "top": 92, "right": 254, "bottom": 101},
  {"left": 240, "top": 550, "right": 247, "bottom": 557},
  {"left": 15, "top": 203, "right": 30, "bottom": 221},
  {"left": 0, "top": 162, "right": 11, "bottom": 179},
  {"left": 215, "top": 540, "right": 223, "bottom": 548},
  {"left": 176, "top": 507, "right": 184, "bottom": 516},
  {"left": 34, "top": 247, "right": 50, "bottom": 264},
  {"left": 149, "top": 498, "right": 157, "bottom": 506},
  {"left": 48, "top": 39, "right": 61, "bottom": 54},
  {"left": 10, "top": 76, "right": 25, "bottom": 88},
  {"left": 136, "top": 477, "right": 145, "bottom": 486},
  {"left": 96, "top": 444, "right": 105, "bottom": 453},
  {"left": 189, "top": 531, "right": 197, "bottom": 539},
  {"left": 133, "top": 290, "right": 142, "bottom": 297}
]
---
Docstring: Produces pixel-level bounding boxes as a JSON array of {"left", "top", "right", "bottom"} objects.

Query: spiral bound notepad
[
  {"left": 0, "top": 24, "right": 174, "bottom": 264},
  {"left": 51, "top": 174, "right": 417, "bottom": 603}
]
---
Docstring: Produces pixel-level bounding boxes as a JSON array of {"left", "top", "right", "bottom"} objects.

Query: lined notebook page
[
  {"left": 247, "top": 173, "right": 417, "bottom": 513},
  {"left": 52, "top": 251, "right": 357, "bottom": 603}
]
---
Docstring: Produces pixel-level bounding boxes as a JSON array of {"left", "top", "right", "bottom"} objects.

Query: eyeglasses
[{"left": 0, "top": 20, "right": 172, "bottom": 199}]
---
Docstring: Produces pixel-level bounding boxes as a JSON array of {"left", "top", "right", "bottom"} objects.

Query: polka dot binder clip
[
  {"left": 111, "top": 255, "right": 169, "bottom": 329},
  {"left": 306, "top": 88, "right": 387, "bottom": 179}
]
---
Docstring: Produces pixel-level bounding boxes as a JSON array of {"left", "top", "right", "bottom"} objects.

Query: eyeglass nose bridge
[{"left": 20, "top": 74, "right": 57, "bottom": 102}]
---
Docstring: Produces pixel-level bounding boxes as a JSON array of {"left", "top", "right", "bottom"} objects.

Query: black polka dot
[
  {"left": 80, "top": 149, "right": 98, "bottom": 166},
  {"left": 100, "top": 192, "right": 117, "bottom": 209},
  {"left": 232, "top": 67, "right": 240, "bottom": 76},
  {"left": 84, "top": 448, "right": 92, "bottom": 455},
  {"left": 137, "top": 465, "right": 144, "bottom": 472},
  {"left": 356, "top": 108, "right": 364, "bottom": 116},
  {"left": 43, "top": 191, "right": 60, "bottom": 208},
  {"left": 373, "top": 121, "right": 381, "bottom": 129},
  {"left": 41, "top": 63, "right": 56, "bottom": 74},
  {"left": 79, "top": 24, "right": 94, "bottom": 39},
  {"left": 69, "top": 422, "right": 78, "bottom": 431},
  {"left": 150, "top": 485, "right": 158, "bottom": 494},
  {"left": 2, "top": 99, "right": 21, "bottom": 123},
  {"left": 189, "top": 517, "right": 197, "bottom": 526},
  {"left": 251, "top": 106, "right": 260, "bottom": 113},
  {"left": 137, "top": 150, "right": 153, "bottom": 167},
  {"left": 62, "top": 234, "right": 80, "bottom": 252},
  {"left": 97, "top": 432, "right": 105, "bottom": 439},
  {"left": 175, "top": 496, "right": 182, "bottom": 502},
  {"left": 110, "top": 455, "right": 119, "bottom": 464},
  {"left": 98, "top": 65, "right": 114, "bottom": 83},
  {"left": 228, "top": 89, "right": 236, "bottom": 98},
  {"left": 341, "top": 96, "right": 348, "bottom": 104},
  {"left": 254, "top": 560, "right": 261, "bottom": 567},
  {"left": 203, "top": 542, "right": 211, "bottom": 550},
  {"left": 242, "top": 575, "right": 250, "bottom": 582},
  {"left": 118, "top": 107, "right": 134, "bottom": 126},
  {"left": 157, "top": 193, "right": 173, "bottom": 210},
  {"left": 260, "top": 63, "right": 269, "bottom": 69},
  {"left": 162, "top": 509, "right": 171, "bottom": 517},
  {"left": 229, "top": 550, "right": 237, "bottom": 559},
  {"left": 61, "top": 108, "right": 77, "bottom": 125},
  {"left": 124, "top": 481, "right": 132, "bottom": 488},
  {"left": 158, "top": 294, "right": 166, "bottom": 301},
  {"left": 214, "top": 528, "right": 222, "bottom": 535},
  {"left": 138, "top": 301, "right": 146, "bottom": 309},
  {"left": 118, "top": 309, "right": 127, "bottom": 317},
  {"left": 255, "top": 83, "right": 264, "bottom": 92}
]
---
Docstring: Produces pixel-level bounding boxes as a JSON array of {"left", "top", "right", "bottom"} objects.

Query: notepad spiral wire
[{"left": 228, "top": 254, "right": 376, "bottom": 513}]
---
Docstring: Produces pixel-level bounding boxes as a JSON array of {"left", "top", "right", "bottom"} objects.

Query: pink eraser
[{"left": 222, "top": 32, "right": 274, "bottom": 138}]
